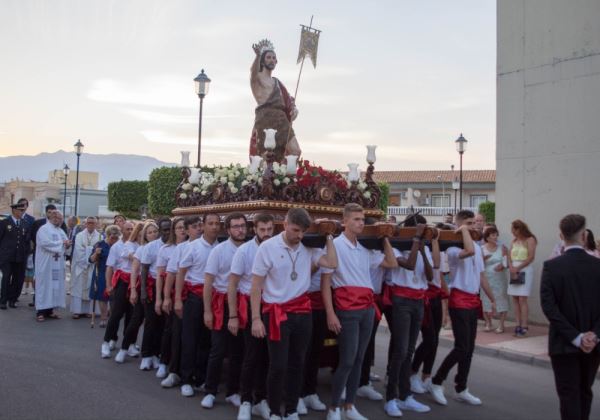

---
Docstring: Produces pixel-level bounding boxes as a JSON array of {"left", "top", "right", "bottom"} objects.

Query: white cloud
[
  {"left": 327, "top": 131, "right": 376, "bottom": 141},
  {"left": 121, "top": 108, "right": 243, "bottom": 124}
]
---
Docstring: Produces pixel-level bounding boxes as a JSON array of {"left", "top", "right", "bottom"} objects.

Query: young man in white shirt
[
  {"left": 201, "top": 213, "right": 248, "bottom": 409},
  {"left": 229, "top": 213, "right": 275, "bottom": 420},
  {"left": 175, "top": 213, "right": 220, "bottom": 397},
  {"left": 428, "top": 210, "right": 496, "bottom": 406},
  {"left": 251, "top": 208, "right": 338, "bottom": 420},
  {"left": 321, "top": 203, "right": 398, "bottom": 420},
  {"left": 160, "top": 216, "right": 202, "bottom": 388}
]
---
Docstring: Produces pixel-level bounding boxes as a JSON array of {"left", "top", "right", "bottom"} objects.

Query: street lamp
[
  {"left": 451, "top": 164, "right": 459, "bottom": 215},
  {"left": 73, "top": 139, "right": 84, "bottom": 217},
  {"left": 455, "top": 133, "right": 468, "bottom": 210},
  {"left": 194, "top": 69, "right": 211, "bottom": 168},
  {"left": 62, "top": 164, "right": 70, "bottom": 215}
]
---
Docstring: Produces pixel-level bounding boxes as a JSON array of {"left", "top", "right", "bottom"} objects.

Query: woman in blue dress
[{"left": 89, "top": 225, "right": 121, "bottom": 327}]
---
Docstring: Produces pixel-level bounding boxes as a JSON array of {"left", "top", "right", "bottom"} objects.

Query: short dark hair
[
  {"left": 17, "top": 198, "right": 28, "bottom": 206},
  {"left": 253, "top": 213, "right": 274, "bottom": 226},
  {"left": 559, "top": 214, "right": 586, "bottom": 241},
  {"left": 202, "top": 213, "right": 220, "bottom": 224},
  {"left": 157, "top": 216, "right": 171, "bottom": 227},
  {"left": 286, "top": 208, "right": 311, "bottom": 230},
  {"left": 483, "top": 226, "right": 499, "bottom": 242},
  {"left": 455, "top": 210, "right": 475, "bottom": 223},
  {"left": 45, "top": 204, "right": 57, "bottom": 212},
  {"left": 184, "top": 215, "right": 201, "bottom": 228},
  {"left": 225, "top": 212, "right": 247, "bottom": 229},
  {"left": 403, "top": 213, "right": 427, "bottom": 227}
]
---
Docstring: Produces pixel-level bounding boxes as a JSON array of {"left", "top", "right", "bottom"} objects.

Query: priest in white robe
[
  {"left": 70, "top": 216, "right": 101, "bottom": 317},
  {"left": 35, "top": 210, "right": 70, "bottom": 321}
]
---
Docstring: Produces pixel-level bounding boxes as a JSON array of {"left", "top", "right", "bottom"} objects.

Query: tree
[
  {"left": 107, "top": 180, "right": 148, "bottom": 219},
  {"left": 478, "top": 201, "right": 495, "bottom": 223},
  {"left": 378, "top": 182, "right": 390, "bottom": 214}
]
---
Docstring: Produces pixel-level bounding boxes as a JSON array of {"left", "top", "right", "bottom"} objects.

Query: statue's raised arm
[{"left": 248, "top": 39, "right": 301, "bottom": 162}]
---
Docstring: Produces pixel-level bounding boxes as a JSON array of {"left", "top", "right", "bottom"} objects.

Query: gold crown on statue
[{"left": 256, "top": 39, "right": 275, "bottom": 55}]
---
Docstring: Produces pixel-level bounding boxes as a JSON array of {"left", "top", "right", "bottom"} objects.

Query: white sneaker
[
  {"left": 297, "top": 398, "right": 308, "bottom": 415},
  {"left": 396, "top": 395, "right": 430, "bottom": 413},
  {"left": 151, "top": 355, "right": 160, "bottom": 369},
  {"left": 237, "top": 401, "right": 252, "bottom": 420},
  {"left": 161, "top": 373, "right": 180, "bottom": 388},
  {"left": 342, "top": 405, "right": 368, "bottom": 420},
  {"left": 156, "top": 363, "right": 168, "bottom": 378},
  {"left": 252, "top": 399, "right": 271, "bottom": 419},
  {"left": 369, "top": 373, "right": 381, "bottom": 382},
  {"left": 303, "top": 394, "right": 327, "bottom": 411},
  {"left": 327, "top": 408, "right": 342, "bottom": 420},
  {"left": 101, "top": 342, "right": 110, "bottom": 359},
  {"left": 108, "top": 340, "right": 116, "bottom": 350},
  {"left": 269, "top": 416, "right": 282, "bottom": 420},
  {"left": 201, "top": 394, "right": 216, "bottom": 408},
  {"left": 356, "top": 383, "right": 383, "bottom": 401},
  {"left": 283, "top": 413, "right": 299, "bottom": 420},
  {"left": 114, "top": 349, "right": 127, "bottom": 364},
  {"left": 139, "top": 357, "right": 153, "bottom": 371},
  {"left": 455, "top": 389, "right": 482, "bottom": 405},
  {"left": 409, "top": 375, "right": 426, "bottom": 394},
  {"left": 226, "top": 393, "right": 242, "bottom": 407},
  {"left": 384, "top": 400, "right": 402, "bottom": 417},
  {"left": 127, "top": 344, "right": 140, "bottom": 357},
  {"left": 193, "top": 383, "right": 206, "bottom": 392},
  {"left": 180, "top": 384, "right": 194, "bottom": 397},
  {"left": 427, "top": 383, "right": 447, "bottom": 406},
  {"left": 422, "top": 378, "right": 432, "bottom": 393}
]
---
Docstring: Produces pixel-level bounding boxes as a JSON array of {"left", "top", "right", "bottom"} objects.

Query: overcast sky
[{"left": 0, "top": 0, "right": 496, "bottom": 172}]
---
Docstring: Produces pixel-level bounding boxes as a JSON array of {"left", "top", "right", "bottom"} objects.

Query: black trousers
[
  {"left": 104, "top": 280, "right": 133, "bottom": 343},
  {"left": 551, "top": 351, "right": 600, "bottom": 420},
  {"left": 265, "top": 312, "right": 312, "bottom": 416},
  {"left": 382, "top": 303, "right": 395, "bottom": 376},
  {"left": 204, "top": 305, "right": 244, "bottom": 396},
  {"left": 160, "top": 311, "right": 174, "bottom": 365},
  {"left": 240, "top": 306, "right": 268, "bottom": 404},
  {"left": 359, "top": 312, "right": 380, "bottom": 387},
  {"left": 122, "top": 299, "right": 144, "bottom": 350},
  {"left": 432, "top": 307, "right": 478, "bottom": 392},
  {"left": 412, "top": 296, "right": 443, "bottom": 375},
  {"left": 386, "top": 296, "right": 424, "bottom": 401},
  {"left": 180, "top": 293, "right": 211, "bottom": 386},
  {"left": 165, "top": 312, "right": 182, "bottom": 375},
  {"left": 141, "top": 297, "right": 164, "bottom": 358},
  {"left": 302, "top": 309, "right": 327, "bottom": 396},
  {"left": 0, "top": 261, "right": 26, "bottom": 304}
]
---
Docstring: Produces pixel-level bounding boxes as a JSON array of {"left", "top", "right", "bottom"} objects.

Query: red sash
[
  {"left": 182, "top": 281, "right": 204, "bottom": 301},
  {"left": 333, "top": 286, "right": 381, "bottom": 321},
  {"left": 382, "top": 283, "right": 393, "bottom": 307},
  {"left": 308, "top": 291, "right": 325, "bottom": 311},
  {"left": 111, "top": 269, "right": 131, "bottom": 289},
  {"left": 211, "top": 291, "right": 227, "bottom": 331},
  {"left": 146, "top": 274, "right": 156, "bottom": 302},
  {"left": 389, "top": 285, "right": 426, "bottom": 300},
  {"left": 238, "top": 292, "right": 249, "bottom": 329},
  {"left": 448, "top": 288, "right": 481, "bottom": 310},
  {"left": 422, "top": 284, "right": 442, "bottom": 327},
  {"left": 262, "top": 294, "right": 311, "bottom": 341}
]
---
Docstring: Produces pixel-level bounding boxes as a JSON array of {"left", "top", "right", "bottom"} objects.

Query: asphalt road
[{"left": 1, "top": 303, "right": 599, "bottom": 420}]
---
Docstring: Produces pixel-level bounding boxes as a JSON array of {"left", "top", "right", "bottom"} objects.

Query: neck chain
[{"left": 285, "top": 248, "right": 300, "bottom": 281}]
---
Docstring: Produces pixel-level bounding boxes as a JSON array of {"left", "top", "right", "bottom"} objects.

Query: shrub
[{"left": 107, "top": 180, "right": 148, "bottom": 219}]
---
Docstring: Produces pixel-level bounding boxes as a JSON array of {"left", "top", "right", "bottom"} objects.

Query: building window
[
  {"left": 431, "top": 194, "right": 451, "bottom": 207},
  {"left": 470, "top": 194, "right": 488, "bottom": 208}
]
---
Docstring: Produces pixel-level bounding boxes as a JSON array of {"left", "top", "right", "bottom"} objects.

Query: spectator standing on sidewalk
[{"left": 480, "top": 227, "right": 509, "bottom": 333}]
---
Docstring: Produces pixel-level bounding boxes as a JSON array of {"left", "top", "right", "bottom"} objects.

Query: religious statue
[{"left": 249, "top": 39, "right": 301, "bottom": 163}]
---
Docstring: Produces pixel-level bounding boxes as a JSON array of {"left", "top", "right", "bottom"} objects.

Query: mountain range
[{"left": 0, "top": 150, "right": 176, "bottom": 189}]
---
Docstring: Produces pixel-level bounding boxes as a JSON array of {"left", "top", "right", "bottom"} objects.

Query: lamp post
[
  {"left": 194, "top": 69, "right": 211, "bottom": 168},
  {"left": 62, "top": 164, "right": 70, "bottom": 215},
  {"left": 455, "top": 133, "right": 468, "bottom": 210},
  {"left": 73, "top": 139, "right": 84, "bottom": 217},
  {"left": 451, "top": 164, "right": 459, "bottom": 215}
]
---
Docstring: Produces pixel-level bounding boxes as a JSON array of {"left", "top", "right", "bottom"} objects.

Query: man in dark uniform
[{"left": 0, "top": 203, "right": 31, "bottom": 309}]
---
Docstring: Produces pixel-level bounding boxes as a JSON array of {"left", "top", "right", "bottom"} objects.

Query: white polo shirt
[
  {"left": 205, "top": 238, "right": 240, "bottom": 293},
  {"left": 309, "top": 268, "right": 323, "bottom": 293},
  {"left": 166, "top": 240, "right": 190, "bottom": 274},
  {"left": 179, "top": 236, "right": 218, "bottom": 285},
  {"left": 447, "top": 244, "right": 485, "bottom": 294},
  {"left": 388, "top": 247, "right": 431, "bottom": 290},
  {"left": 133, "top": 244, "right": 145, "bottom": 261},
  {"left": 106, "top": 240, "right": 125, "bottom": 270},
  {"left": 230, "top": 237, "right": 260, "bottom": 295},
  {"left": 141, "top": 238, "right": 165, "bottom": 278},
  {"left": 252, "top": 232, "right": 323, "bottom": 303},
  {"left": 370, "top": 266, "right": 386, "bottom": 294},
  {"left": 328, "top": 233, "right": 384, "bottom": 290},
  {"left": 157, "top": 243, "right": 176, "bottom": 269}
]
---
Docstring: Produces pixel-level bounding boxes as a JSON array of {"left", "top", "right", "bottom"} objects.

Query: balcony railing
[{"left": 387, "top": 206, "right": 478, "bottom": 217}]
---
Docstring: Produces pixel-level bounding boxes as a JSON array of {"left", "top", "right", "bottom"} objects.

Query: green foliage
[
  {"left": 107, "top": 180, "right": 148, "bottom": 219},
  {"left": 378, "top": 182, "right": 390, "bottom": 214},
  {"left": 148, "top": 166, "right": 182, "bottom": 217},
  {"left": 478, "top": 201, "right": 496, "bottom": 223}
]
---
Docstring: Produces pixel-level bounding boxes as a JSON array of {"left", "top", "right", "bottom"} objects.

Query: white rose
[
  {"left": 228, "top": 173, "right": 235, "bottom": 181},
  {"left": 241, "top": 180, "right": 249, "bottom": 187},
  {"left": 228, "top": 182, "right": 234, "bottom": 188},
  {"left": 220, "top": 176, "right": 228, "bottom": 184},
  {"left": 234, "top": 171, "right": 240, "bottom": 177},
  {"left": 193, "top": 186, "right": 200, "bottom": 193},
  {"left": 230, "top": 187, "right": 239, "bottom": 194},
  {"left": 257, "top": 177, "right": 263, "bottom": 184},
  {"left": 363, "top": 191, "right": 371, "bottom": 199},
  {"left": 283, "top": 177, "right": 290, "bottom": 184},
  {"left": 182, "top": 183, "right": 192, "bottom": 191},
  {"left": 201, "top": 190, "right": 207, "bottom": 196},
  {"left": 274, "top": 179, "right": 281, "bottom": 186},
  {"left": 272, "top": 162, "right": 280, "bottom": 171},
  {"left": 179, "top": 193, "right": 188, "bottom": 199}
]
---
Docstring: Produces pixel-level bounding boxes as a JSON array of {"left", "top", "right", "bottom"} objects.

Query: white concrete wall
[{"left": 497, "top": 0, "right": 600, "bottom": 323}]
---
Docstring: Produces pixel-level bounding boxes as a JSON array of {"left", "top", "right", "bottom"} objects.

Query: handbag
[{"left": 510, "top": 271, "right": 526, "bottom": 285}]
